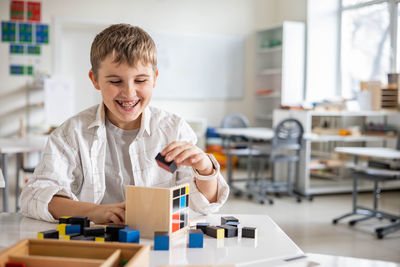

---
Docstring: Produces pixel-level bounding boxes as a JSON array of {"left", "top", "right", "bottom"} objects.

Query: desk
[
  {"left": 333, "top": 147, "right": 400, "bottom": 238},
  {"left": 0, "top": 213, "right": 304, "bottom": 266},
  {"left": 0, "top": 135, "right": 47, "bottom": 212}
]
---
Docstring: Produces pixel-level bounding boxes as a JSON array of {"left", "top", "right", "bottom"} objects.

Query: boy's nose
[{"left": 122, "top": 83, "right": 137, "bottom": 98}]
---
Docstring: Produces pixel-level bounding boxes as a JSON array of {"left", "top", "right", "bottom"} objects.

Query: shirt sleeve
[
  {"left": 175, "top": 119, "right": 230, "bottom": 215},
  {"left": 19, "top": 130, "right": 81, "bottom": 222}
]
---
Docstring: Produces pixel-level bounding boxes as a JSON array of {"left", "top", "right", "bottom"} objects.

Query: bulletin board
[{"left": 151, "top": 32, "right": 244, "bottom": 100}]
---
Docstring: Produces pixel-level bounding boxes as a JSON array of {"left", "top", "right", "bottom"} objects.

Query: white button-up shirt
[{"left": 20, "top": 104, "right": 229, "bottom": 222}]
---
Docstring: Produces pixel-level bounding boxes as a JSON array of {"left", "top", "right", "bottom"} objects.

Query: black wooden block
[
  {"left": 196, "top": 222, "right": 210, "bottom": 234},
  {"left": 242, "top": 227, "right": 257, "bottom": 238},
  {"left": 221, "top": 216, "right": 239, "bottom": 225},
  {"left": 106, "top": 224, "right": 126, "bottom": 241},
  {"left": 70, "top": 235, "right": 96, "bottom": 241},
  {"left": 38, "top": 229, "right": 59, "bottom": 239},
  {"left": 155, "top": 153, "right": 177, "bottom": 173},
  {"left": 219, "top": 224, "right": 238, "bottom": 237},
  {"left": 83, "top": 226, "right": 105, "bottom": 237}
]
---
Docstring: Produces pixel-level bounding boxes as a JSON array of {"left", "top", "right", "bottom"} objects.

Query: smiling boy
[{"left": 20, "top": 24, "right": 229, "bottom": 224}]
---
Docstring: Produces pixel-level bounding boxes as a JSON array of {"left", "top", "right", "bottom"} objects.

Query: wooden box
[
  {"left": 0, "top": 239, "right": 150, "bottom": 267},
  {"left": 126, "top": 184, "right": 190, "bottom": 239}
]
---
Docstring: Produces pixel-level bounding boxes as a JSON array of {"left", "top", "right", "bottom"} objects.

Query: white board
[{"left": 152, "top": 32, "right": 244, "bottom": 99}]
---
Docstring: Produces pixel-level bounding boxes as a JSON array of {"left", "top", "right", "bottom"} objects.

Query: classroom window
[{"left": 340, "top": 0, "right": 393, "bottom": 99}]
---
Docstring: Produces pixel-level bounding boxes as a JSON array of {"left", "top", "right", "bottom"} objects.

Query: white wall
[{"left": 0, "top": 0, "right": 307, "bottom": 136}]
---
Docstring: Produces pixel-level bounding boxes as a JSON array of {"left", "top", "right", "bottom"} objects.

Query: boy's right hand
[{"left": 89, "top": 202, "right": 126, "bottom": 224}]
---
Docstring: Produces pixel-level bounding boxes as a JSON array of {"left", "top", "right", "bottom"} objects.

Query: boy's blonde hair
[{"left": 90, "top": 24, "right": 157, "bottom": 79}]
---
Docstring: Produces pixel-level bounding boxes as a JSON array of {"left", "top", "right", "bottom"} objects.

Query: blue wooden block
[
  {"left": 154, "top": 231, "right": 169, "bottom": 250},
  {"left": 119, "top": 228, "right": 140, "bottom": 243},
  {"left": 188, "top": 229, "right": 203, "bottom": 248},
  {"left": 66, "top": 224, "right": 81, "bottom": 234}
]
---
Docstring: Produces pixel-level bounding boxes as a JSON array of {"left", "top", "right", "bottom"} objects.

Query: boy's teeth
[{"left": 117, "top": 100, "right": 138, "bottom": 107}]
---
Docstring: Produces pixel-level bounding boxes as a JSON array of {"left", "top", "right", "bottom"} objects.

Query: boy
[{"left": 20, "top": 24, "right": 229, "bottom": 224}]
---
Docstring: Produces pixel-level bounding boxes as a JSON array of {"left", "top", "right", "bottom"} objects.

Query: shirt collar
[{"left": 88, "top": 103, "right": 151, "bottom": 137}]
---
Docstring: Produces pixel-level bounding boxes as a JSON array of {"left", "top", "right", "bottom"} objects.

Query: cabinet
[
  {"left": 274, "top": 109, "right": 400, "bottom": 195},
  {"left": 255, "top": 22, "right": 305, "bottom": 127}
]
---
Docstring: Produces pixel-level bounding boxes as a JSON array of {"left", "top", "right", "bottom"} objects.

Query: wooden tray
[{"left": 0, "top": 238, "right": 150, "bottom": 267}]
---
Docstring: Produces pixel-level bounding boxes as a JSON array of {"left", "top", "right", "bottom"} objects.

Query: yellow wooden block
[
  {"left": 62, "top": 235, "right": 70, "bottom": 240},
  {"left": 37, "top": 233, "right": 44, "bottom": 239},
  {"left": 216, "top": 228, "right": 224, "bottom": 239},
  {"left": 57, "top": 224, "right": 67, "bottom": 236},
  {"left": 95, "top": 237, "right": 105, "bottom": 242},
  {"left": 185, "top": 185, "right": 189, "bottom": 194}
]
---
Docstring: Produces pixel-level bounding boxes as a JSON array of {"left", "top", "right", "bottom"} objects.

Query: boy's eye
[
  {"left": 109, "top": 80, "right": 121, "bottom": 84},
  {"left": 136, "top": 79, "right": 147, "bottom": 83}
]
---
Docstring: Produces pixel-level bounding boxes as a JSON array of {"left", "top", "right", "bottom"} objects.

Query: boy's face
[{"left": 89, "top": 54, "right": 157, "bottom": 130}]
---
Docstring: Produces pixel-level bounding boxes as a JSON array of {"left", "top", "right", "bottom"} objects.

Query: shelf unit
[
  {"left": 254, "top": 21, "right": 305, "bottom": 128},
  {"left": 273, "top": 109, "right": 400, "bottom": 195}
]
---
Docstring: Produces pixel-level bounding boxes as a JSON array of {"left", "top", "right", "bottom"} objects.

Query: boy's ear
[
  {"left": 89, "top": 69, "right": 100, "bottom": 90},
  {"left": 153, "top": 70, "right": 159, "bottom": 88}
]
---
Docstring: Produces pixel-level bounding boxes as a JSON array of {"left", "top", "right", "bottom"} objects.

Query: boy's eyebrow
[{"left": 104, "top": 74, "right": 150, "bottom": 78}]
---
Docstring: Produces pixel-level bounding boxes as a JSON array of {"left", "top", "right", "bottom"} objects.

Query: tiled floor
[{"left": 219, "top": 190, "right": 400, "bottom": 263}]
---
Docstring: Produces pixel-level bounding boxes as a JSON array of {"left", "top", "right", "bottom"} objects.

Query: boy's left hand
[{"left": 161, "top": 141, "right": 214, "bottom": 176}]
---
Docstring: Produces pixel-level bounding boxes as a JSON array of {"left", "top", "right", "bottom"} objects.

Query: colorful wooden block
[
  {"left": 57, "top": 224, "right": 67, "bottom": 236},
  {"left": 221, "top": 216, "right": 239, "bottom": 225},
  {"left": 155, "top": 153, "right": 177, "bottom": 173},
  {"left": 126, "top": 184, "right": 190, "bottom": 238},
  {"left": 83, "top": 226, "right": 105, "bottom": 237},
  {"left": 106, "top": 224, "right": 127, "bottom": 241},
  {"left": 95, "top": 234, "right": 112, "bottom": 242},
  {"left": 57, "top": 224, "right": 81, "bottom": 236},
  {"left": 206, "top": 226, "right": 224, "bottom": 239},
  {"left": 37, "top": 230, "right": 58, "bottom": 239},
  {"left": 119, "top": 228, "right": 140, "bottom": 243},
  {"left": 188, "top": 229, "right": 203, "bottom": 248},
  {"left": 62, "top": 233, "right": 80, "bottom": 240},
  {"left": 154, "top": 231, "right": 169, "bottom": 250},
  {"left": 219, "top": 225, "right": 238, "bottom": 238},
  {"left": 196, "top": 222, "right": 210, "bottom": 234},
  {"left": 242, "top": 227, "right": 257, "bottom": 238}
]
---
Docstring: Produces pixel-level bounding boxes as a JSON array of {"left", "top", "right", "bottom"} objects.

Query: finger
[
  {"left": 109, "top": 213, "right": 123, "bottom": 224},
  {"left": 117, "top": 202, "right": 126, "bottom": 209},
  {"left": 165, "top": 143, "right": 193, "bottom": 162},
  {"left": 174, "top": 147, "right": 200, "bottom": 164},
  {"left": 161, "top": 141, "right": 182, "bottom": 156}
]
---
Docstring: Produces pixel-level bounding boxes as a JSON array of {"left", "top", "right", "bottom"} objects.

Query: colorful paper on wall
[
  {"left": 2, "top": 21, "right": 17, "bottom": 42},
  {"left": 10, "top": 44, "right": 24, "bottom": 54},
  {"left": 27, "top": 1, "right": 41, "bottom": 22},
  {"left": 10, "top": 65, "right": 24, "bottom": 75},
  {"left": 35, "top": 24, "right": 48, "bottom": 44},
  {"left": 10, "top": 0, "right": 25, "bottom": 21},
  {"left": 19, "top": 23, "right": 33, "bottom": 43},
  {"left": 27, "top": 45, "right": 40, "bottom": 55}
]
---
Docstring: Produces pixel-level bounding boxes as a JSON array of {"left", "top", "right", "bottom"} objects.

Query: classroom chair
[{"left": 247, "top": 118, "right": 308, "bottom": 204}]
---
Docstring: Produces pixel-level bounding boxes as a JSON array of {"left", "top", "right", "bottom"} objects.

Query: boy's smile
[{"left": 89, "top": 54, "right": 158, "bottom": 130}]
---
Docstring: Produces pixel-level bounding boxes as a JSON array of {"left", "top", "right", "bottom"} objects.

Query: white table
[
  {"left": 0, "top": 135, "right": 47, "bottom": 212},
  {"left": 216, "top": 127, "right": 274, "bottom": 141},
  {"left": 0, "top": 213, "right": 304, "bottom": 266},
  {"left": 333, "top": 147, "right": 400, "bottom": 238}
]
